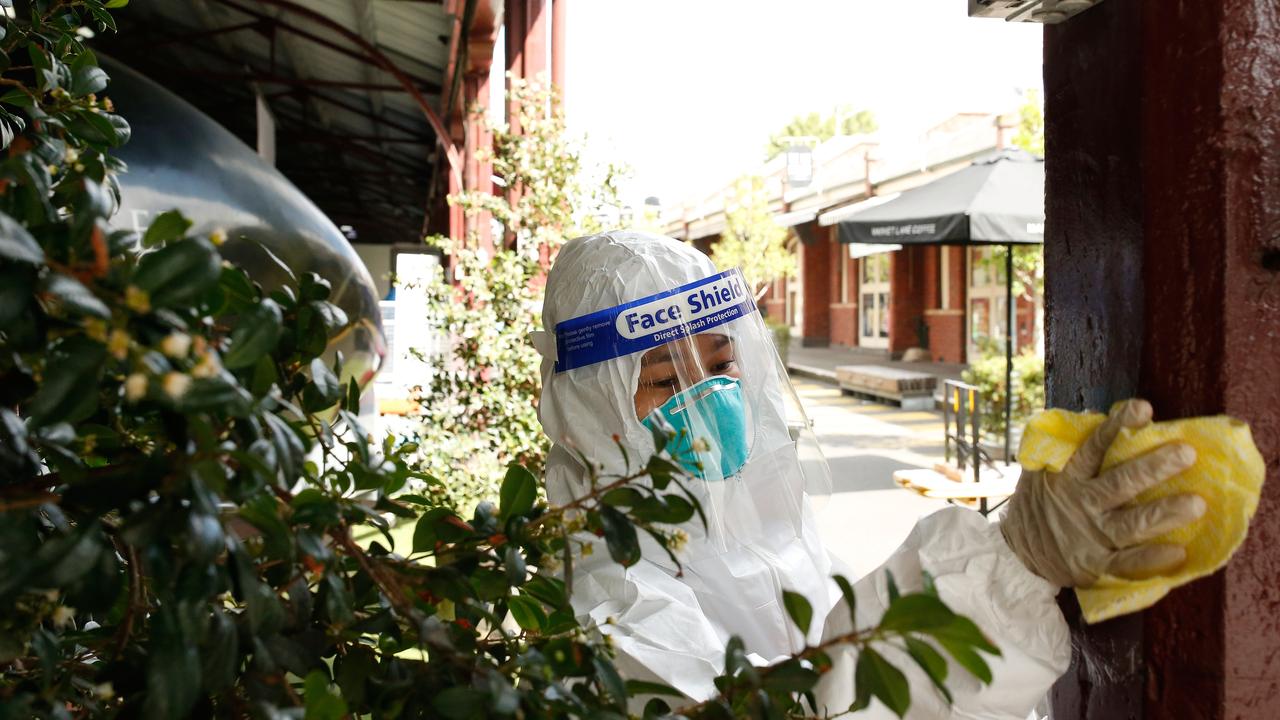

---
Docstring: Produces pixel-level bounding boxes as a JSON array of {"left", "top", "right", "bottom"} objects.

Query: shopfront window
[{"left": 859, "top": 252, "right": 891, "bottom": 348}]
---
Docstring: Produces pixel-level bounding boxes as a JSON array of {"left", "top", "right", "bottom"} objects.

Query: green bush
[
  {"left": 961, "top": 348, "right": 1045, "bottom": 440},
  {"left": 766, "top": 318, "right": 791, "bottom": 368}
]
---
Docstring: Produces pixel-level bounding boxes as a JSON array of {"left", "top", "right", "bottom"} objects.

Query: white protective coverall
[{"left": 534, "top": 231, "right": 1070, "bottom": 718}]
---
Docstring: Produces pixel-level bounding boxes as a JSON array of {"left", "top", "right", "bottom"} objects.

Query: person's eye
[
  {"left": 644, "top": 376, "right": 679, "bottom": 389},
  {"left": 712, "top": 359, "right": 736, "bottom": 373}
]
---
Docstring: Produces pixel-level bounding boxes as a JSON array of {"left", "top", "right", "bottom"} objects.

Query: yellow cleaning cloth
[{"left": 1018, "top": 408, "right": 1266, "bottom": 624}]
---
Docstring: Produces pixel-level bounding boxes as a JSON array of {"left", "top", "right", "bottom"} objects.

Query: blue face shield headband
[
  {"left": 551, "top": 269, "right": 755, "bottom": 373},
  {"left": 642, "top": 376, "right": 750, "bottom": 479}
]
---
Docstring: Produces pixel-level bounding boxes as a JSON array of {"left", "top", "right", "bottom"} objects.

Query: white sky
[{"left": 558, "top": 0, "right": 1044, "bottom": 208}]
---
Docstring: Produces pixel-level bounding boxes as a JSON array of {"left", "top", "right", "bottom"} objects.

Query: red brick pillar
[
  {"left": 888, "top": 246, "right": 927, "bottom": 354},
  {"left": 1045, "top": 1, "right": 1280, "bottom": 717},
  {"left": 799, "top": 226, "right": 832, "bottom": 347},
  {"left": 551, "top": 0, "right": 567, "bottom": 95},
  {"left": 461, "top": 2, "right": 498, "bottom": 253}
]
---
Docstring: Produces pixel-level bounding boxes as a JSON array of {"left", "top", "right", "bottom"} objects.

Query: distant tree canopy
[
  {"left": 764, "top": 106, "right": 878, "bottom": 160},
  {"left": 710, "top": 175, "right": 796, "bottom": 298},
  {"left": 1011, "top": 89, "right": 1044, "bottom": 157}
]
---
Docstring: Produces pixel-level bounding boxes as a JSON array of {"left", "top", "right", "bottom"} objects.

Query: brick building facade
[{"left": 670, "top": 111, "right": 1041, "bottom": 366}]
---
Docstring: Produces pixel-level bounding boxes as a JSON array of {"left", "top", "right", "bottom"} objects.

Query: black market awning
[
  {"left": 835, "top": 148, "right": 1046, "bottom": 463},
  {"left": 836, "top": 149, "right": 1045, "bottom": 246}
]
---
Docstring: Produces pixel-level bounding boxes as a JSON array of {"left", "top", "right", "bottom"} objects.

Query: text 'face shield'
[{"left": 553, "top": 268, "right": 831, "bottom": 551}]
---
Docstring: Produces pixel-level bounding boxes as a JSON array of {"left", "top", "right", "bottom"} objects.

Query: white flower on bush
[
  {"left": 191, "top": 352, "right": 222, "bottom": 379},
  {"left": 124, "top": 373, "right": 148, "bottom": 403},
  {"left": 160, "top": 332, "right": 191, "bottom": 359},
  {"left": 162, "top": 372, "right": 191, "bottom": 400}
]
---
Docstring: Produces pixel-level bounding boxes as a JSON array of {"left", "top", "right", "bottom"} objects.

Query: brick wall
[
  {"left": 830, "top": 304, "right": 858, "bottom": 347},
  {"left": 799, "top": 223, "right": 832, "bottom": 346},
  {"left": 925, "top": 309, "right": 965, "bottom": 363},
  {"left": 888, "top": 245, "right": 931, "bottom": 353}
]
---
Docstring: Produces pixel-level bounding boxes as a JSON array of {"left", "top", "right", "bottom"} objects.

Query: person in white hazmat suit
[{"left": 533, "top": 231, "right": 1205, "bottom": 718}]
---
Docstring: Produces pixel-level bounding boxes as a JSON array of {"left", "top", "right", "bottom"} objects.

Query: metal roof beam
[
  {"left": 173, "top": 70, "right": 410, "bottom": 92},
  {"left": 208, "top": 0, "right": 442, "bottom": 94}
]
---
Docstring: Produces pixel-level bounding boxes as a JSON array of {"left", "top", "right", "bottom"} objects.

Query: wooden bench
[{"left": 835, "top": 365, "right": 937, "bottom": 410}]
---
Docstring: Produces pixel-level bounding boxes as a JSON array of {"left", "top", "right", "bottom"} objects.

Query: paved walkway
[
  {"left": 784, "top": 339, "right": 968, "bottom": 387},
  {"left": 791, "top": 377, "right": 954, "bottom": 576}
]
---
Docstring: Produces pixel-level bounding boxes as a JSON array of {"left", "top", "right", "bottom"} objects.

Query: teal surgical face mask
[{"left": 642, "top": 376, "right": 750, "bottom": 479}]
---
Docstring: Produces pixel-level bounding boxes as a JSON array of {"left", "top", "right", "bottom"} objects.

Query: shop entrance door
[{"left": 859, "top": 252, "right": 891, "bottom": 349}]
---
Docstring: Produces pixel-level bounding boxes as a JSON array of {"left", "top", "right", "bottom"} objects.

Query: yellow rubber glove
[
  {"left": 1016, "top": 402, "right": 1266, "bottom": 623},
  {"left": 1000, "top": 400, "right": 1206, "bottom": 590}
]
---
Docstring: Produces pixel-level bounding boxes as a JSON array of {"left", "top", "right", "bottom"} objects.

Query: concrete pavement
[{"left": 792, "top": 377, "right": 955, "bottom": 577}]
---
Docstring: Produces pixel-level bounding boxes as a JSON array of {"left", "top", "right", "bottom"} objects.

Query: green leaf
[
  {"left": 520, "top": 575, "right": 567, "bottom": 610},
  {"left": 303, "top": 670, "right": 348, "bottom": 720},
  {"left": 432, "top": 687, "right": 487, "bottom": 720},
  {"left": 299, "top": 271, "right": 332, "bottom": 301},
  {"left": 624, "top": 679, "right": 684, "bottom": 698},
  {"left": 762, "top": 659, "right": 819, "bottom": 694},
  {"left": 833, "top": 574, "right": 858, "bottom": 629},
  {"left": 301, "top": 357, "right": 341, "bottom": 412},
  {"left": 925, "top": 615, "right": 1000, "bottom": 656},
  {"left": 26, "top": 336, "right": 106, "bottom": 428},
  {"left": 179, "top": 374, "right": 252, "bottom": 415},
  {"left": 105, "top": 0, "right": 130, "bottom": 8},
  {"left": 599, "top": 505, "right": 641, "bottom": 567},
  {"left": 936, "top": 636, "right": 994, "bottom": 685},
  {"left": 413, "top": 507, "right": 467, "bottom": 553},
  {"left": 904, "top": 637, "right": 953, "bottom": 705},
  {"left": 878, "top": 594, "right": 956, "bottom": 634},
  {"left": 334, "top": 645, "right": 375, "bottom": 708},
  {"left": 296, "top": 301, "right": 345, "bottom": 360},
  {"left": 144, "top": 609, "right": 202, "bottom": 720},
  {"left": 41, "top": 273, "right": 109, "bottom": 318},
  {"left": 854, "top": 647, "right": 911, "bottom": 718},
  {"left": 69, "top": 52, "right": 108, "bottom": 97},
  {"left": 0, "top": 264, "right": 35, "bottom": 330},
  {"left": 507, "top": 594, "right": 546, "bottom": 631},
  {"left": 217, "top": 265, "right": 257, "bottom": 315},
  {"left": 593, "top": 656, "right": 628, "bottom": 708},
  {"left": 782, "top": 590, "right": 813, "bottom": 636},
  {"left": 222, "top": 298, "right": 283, "bottom": 369},
  {"left": 200, "top": 608, "right": 239, "bottom": 692},
  {"left": 36, "top": 528, "right": 104, "bottom": 587},
  {"left": 133, "top": 237, "right": 221, "bottom": 309},
  {"left": 0, "top": 211, "right": 44, "bottom": 264},
  {"left": 141, "top": 209, "right": 192, "bottom": 248},
  {"left": 885, "top": 568, "right": 900, "bottom": 603},
  {"left": 499, "top": 463, "right": 537, "bottom": 520},
  {"left": 0, "top": 89, "right": 35, "bottom": 109}
]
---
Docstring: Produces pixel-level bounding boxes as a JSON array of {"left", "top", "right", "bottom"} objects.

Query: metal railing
[{"left": 941, "top": 379, "right": 1006, "bottom": 516}]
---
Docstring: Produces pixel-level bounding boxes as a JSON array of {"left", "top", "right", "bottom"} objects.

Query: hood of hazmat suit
[
  {"left": 535, "top": 232, "right": 1071, "bottom": 715},
  {"left": 535, "top": 232, "right": 837, "bottom": 682}
]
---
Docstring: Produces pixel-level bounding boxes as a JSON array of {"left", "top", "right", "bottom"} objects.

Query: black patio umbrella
[{"left": 836, "top": 148, "right": 1045, "bottom": 461}]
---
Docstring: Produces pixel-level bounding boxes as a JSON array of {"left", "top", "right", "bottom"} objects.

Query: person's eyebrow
[
  {"left": 709, "top": 335, "right": 731, "bottom": 352},
  {"left": 642, "top": 347, "right": 674, "bottom": 367}
]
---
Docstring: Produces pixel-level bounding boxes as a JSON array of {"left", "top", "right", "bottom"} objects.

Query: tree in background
[
  {"left": 409, "top": 77, "right": 623, "bottom": 509},
  {"left": 764, "top": 105, "right": 878, "bottom": 160},
  {"left": 1011, "top": 88, "right": 1044, "bottom": 157},
  {"left": 710, "top": 175, "right": 796, "bottom": 299}
]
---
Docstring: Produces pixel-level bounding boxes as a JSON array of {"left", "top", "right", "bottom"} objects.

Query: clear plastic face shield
[{"left": 552, "top": 268, "right": 831, "bottom": 555}]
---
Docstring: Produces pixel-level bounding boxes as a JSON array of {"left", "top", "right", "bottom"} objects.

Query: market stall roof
[
  {"left": 836, "top": 149, "right": 1045, "bottom": 246},
  {"left": 98, "top": 0, "right": 463, "bottom": 245}
]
